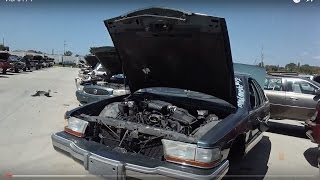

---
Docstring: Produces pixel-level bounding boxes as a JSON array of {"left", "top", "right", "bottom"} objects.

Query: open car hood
[
  {"left": 104, "top": 7, "right": 237, "bottom": 107},
  {"left": 90, "top": 46, "right": 122, "bottom": 77},
  {"left": 84, "top": 55, "right": 99, "bottom": 68}
]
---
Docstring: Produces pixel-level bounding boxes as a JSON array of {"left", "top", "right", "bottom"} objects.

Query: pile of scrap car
[
  {"left": 52, "top": 7, "right": 271, "bottom": 179},
  {"left": 0, "top": 51, "right": 55, "bottom": 74}
]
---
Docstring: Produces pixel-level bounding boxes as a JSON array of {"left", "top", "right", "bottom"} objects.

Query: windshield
[{"left": 8, "top": 55, "right": 19, "bottom": 61}]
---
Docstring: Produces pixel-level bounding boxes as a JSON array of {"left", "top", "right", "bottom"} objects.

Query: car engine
[
  {"left": 85, "top": 98, "right": 222, "bottom": 158},
  {"left": 99, "top": 99, "right": 219, "bottom": 136}
]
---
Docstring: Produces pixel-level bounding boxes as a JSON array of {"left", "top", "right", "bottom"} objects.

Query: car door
[
  {"left": 253, "top": 79, "right": 270, "bottom": 127},
  {"left": 248, "top": 78, "right": 267, "bottom": 139},
  {"left": 284, "top": 78, "right": 319, "bottom": 120},
  {"left": 264, "top": 77, "right": 287, "bottom": 118}
]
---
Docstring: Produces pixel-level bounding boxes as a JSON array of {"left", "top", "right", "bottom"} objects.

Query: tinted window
[
  {"left": 249, "top": 79, "right": 261, "bottom": 109},
  {"left": 253, "top": 79, "right": 267, "bottom": 103},
  {"left": 286, "top": 79, "right": 317, "bottom": 95},
  {"left": 264, "top": 77, "right": 283, "bottom": 91}
]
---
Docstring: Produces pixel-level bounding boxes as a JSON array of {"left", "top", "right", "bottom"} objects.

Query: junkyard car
[
  {"left": 76, "top": 63, "right": 107, "bottom": 88},
  {"left": 0, "top": 51, "right": 13, "bottom": 74},
  {"left": 32, "top": 55, "right": 44, "bottom": 70},
  {"left": 52, "top": 8, "right": 270, "bottom": 179},
  {"left": 76, "top": 46, "right": 129, "bottom": 104},
  {"left": 76, "top": 74, "right": 129, "bottom": 104},
  {"left": 264, "top": 75, "right": 320, "bottom": 120},
  {"left": 77, "top": 55, "right": 99, "bottom": 77},
  {"left": 47, "top": 58, "right": 55, "bottom": 67},
  {"left": 8, "top": 55, "right": 26, "bottom": 73},
  {"left": 20, "top": 55, "right": 36, "bottom": 71}
]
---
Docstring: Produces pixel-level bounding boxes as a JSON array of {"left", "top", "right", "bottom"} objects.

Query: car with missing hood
[
  {"left": 76, "top": 46, "right": 130, "bottom": 104},
  {"left": 52, "top": 7, "right": 270, "bottom": 180}
]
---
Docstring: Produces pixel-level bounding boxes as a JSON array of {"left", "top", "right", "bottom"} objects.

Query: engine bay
[
  {"left": 99, "top": 99, "right": 220, "bottom": 136},
  {"left": 79, "top": 97, "right": 223, "bottom": 158}
]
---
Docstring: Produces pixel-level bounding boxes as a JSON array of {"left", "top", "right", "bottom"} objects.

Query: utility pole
[
  {"left": 260, "top": 46, "right": 264, "bottom": 67},
  {"left": 2, "top": 37, "right": 4, "bottom": 46},
  {"left": 64, "top": 40, "right": 66, "bottom": 55},
  {"left": 62, "top": 40, "right": 66, "bottom": 64},
  {"left": 52, "top": 49, "right": 54, "bottom": 55}
]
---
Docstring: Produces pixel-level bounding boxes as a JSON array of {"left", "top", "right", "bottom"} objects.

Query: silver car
[{"left": 264, "top": 75, "right": 320, "bottom": 120}]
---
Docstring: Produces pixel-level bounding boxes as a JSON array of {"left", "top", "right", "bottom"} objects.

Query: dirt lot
[{"left": 0, "top": 67, "right": 319, "bottom": 179}]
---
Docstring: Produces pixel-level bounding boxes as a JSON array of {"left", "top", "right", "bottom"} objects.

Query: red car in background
[
  {"left": 0, "top": 51, "right": 13, "bottom": 74},
  {"left": 305, "top": 95, "right": 320, "bottom": 168}
]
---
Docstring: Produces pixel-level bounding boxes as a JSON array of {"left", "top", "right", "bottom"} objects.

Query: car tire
[
  {"left": 2, "top": 69, "right": 7, "bottom": 74},
  {"left": 228, "top": 135, "right": 245, "bottom": 162},
  {"left": 23, "top": 68, "right": 27, "bottom": 71},
  {"left": 15, "top": 68, "right": 19, "bottom": 73}
]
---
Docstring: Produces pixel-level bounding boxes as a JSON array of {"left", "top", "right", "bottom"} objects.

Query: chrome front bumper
[{"left": 52, "top": 131, "right": 229, "bottom": 180}]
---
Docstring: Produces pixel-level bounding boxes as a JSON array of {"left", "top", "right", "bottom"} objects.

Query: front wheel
[
  {"left": 228, "top": 136, "right": 245, "bottom": 162},
  {"left": 15, "top": 68, "right": 19, "bottom": 73}
]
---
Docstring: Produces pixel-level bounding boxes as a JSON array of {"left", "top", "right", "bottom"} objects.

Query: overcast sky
[{"left": 0, "top": 0, "right": 319, "bottom": 66}]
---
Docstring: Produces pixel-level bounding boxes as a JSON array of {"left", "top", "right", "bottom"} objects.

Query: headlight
[
  {"left": 75, "top": 78, "right": 83, "bottom": 91},
  {"left": 64, "top": 117, "right": 88, "bottom": 137},
  {"left": 162, "top": 139, "right": 222, "bottom": 168}
]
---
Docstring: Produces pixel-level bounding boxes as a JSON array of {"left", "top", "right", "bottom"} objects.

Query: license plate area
[{"left": 88, "top": 155, "right": 124, "bottom": 179}]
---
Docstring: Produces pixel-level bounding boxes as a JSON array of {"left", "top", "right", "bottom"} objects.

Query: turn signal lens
[
  {"left": 162, "top": 139, "right": 221, "bottom": 169},
  {"left": 64, "top": 117, "right": 88, "bottom": 137}
]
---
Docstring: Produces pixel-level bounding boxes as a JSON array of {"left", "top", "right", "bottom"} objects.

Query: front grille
[{"left": 99, "top": 127, "right": 164, "bottom": 160}]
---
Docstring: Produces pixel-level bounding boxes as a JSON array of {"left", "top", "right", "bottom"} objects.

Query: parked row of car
[
  {"left": 51, "top": 7, "right": 272, "bottom": 180},
  {"left": 0, "top": 51, "right": 55, "bottom": 74}
]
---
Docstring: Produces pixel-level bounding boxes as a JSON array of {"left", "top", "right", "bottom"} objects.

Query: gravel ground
[{"left": 0, "top": 67, "right": 319, "bottom": 179}]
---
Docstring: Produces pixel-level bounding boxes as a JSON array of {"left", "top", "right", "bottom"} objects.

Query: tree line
[{"left": 258, "top": 62, "right": 320, "bottom": 75}]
